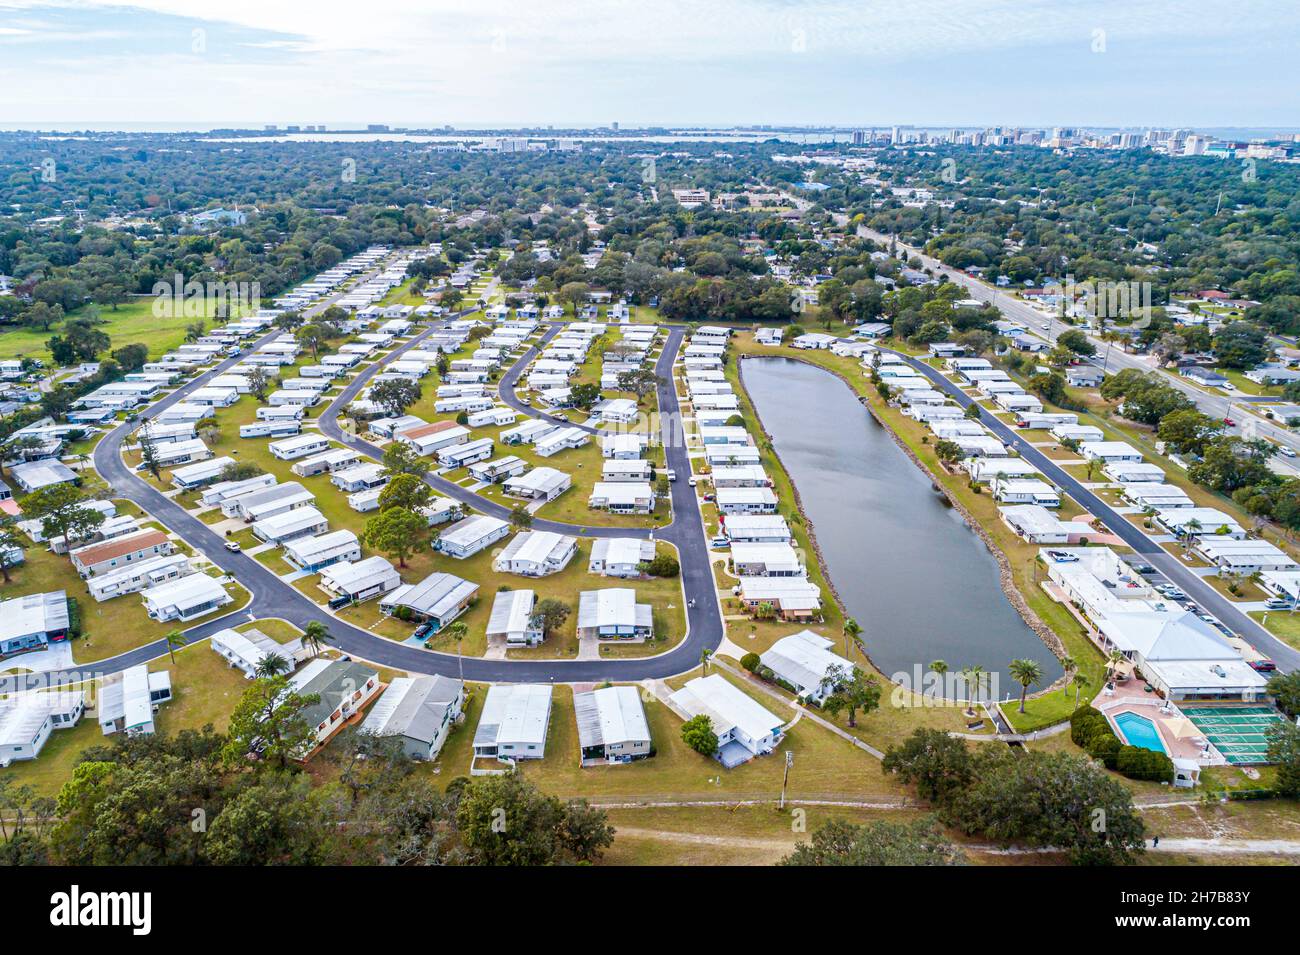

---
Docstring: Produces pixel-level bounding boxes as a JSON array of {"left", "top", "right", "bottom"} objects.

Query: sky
[{"left": 1, "top": 0, "right": 1298, "bottom": 131}]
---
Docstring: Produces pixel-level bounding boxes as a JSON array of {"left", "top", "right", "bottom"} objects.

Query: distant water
[{"left": 741, "top": 357, "right": 1062, "bottom": 699}]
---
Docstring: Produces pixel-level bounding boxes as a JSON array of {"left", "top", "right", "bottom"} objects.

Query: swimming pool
[{"left": 1114, "top": 712, "right": 1167, "bottom": 754}]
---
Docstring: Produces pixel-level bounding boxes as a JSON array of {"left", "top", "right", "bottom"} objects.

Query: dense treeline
[
  {"left": 854, "top": 145, "right": 1300, "bottom": 315},
  {"left": 0, "top": 712, "right": 614, "bottom": 866}
]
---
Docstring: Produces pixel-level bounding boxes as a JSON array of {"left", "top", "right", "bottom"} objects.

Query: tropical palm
[
  {"left": 700, "top": 648, "right": 712, "bottom": 676},
  {"left": 1106, "top": 648, "right": 1126, "bottom": 681},
  {"left": 1072, "top": 672, "right": 1091, "bottom": 709},
  {"left": 928, "top": 659, "right": 948, "bottom": 697},
  {"left": 164, "top": 629, "right": 186, "bottom": 664},
  {"left": 842, "top": 617, "right": 862, "bottom": 656},
  {"left": 255, "top": 652, "right": 290, "bottom": 678},
  {"left": 960, "top": 664, "right": 987, "bottom": 716},
  {"left": 445, "top": 621, "right": 469, "bottom": 683},
  {"left": 1008, "top": 658, "right": 1044, "bottom": 714},
  {"left": 302, "top": 620, "right": 331, "bottom": 656}
]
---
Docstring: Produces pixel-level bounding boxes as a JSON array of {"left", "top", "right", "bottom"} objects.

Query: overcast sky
[{"left": 2, "top": 0, "right": 1298, "bottom": 130}]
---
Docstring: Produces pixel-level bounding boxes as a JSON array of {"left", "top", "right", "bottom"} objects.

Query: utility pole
[{"left": 779, "top": 750, "right": 794, "bottom": 810}]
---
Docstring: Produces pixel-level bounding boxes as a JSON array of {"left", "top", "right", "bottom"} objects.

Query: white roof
[
  {"left": 141, "top": 573, "right": 227, "bottom": 611},
  {"left": 505, "top": 466, "right": 569, "bottom": 494},
  {"left": 440, "top": 514, "right": 509, "bottom": 547},
  {"left": 577, "top": 588, "right": 643, "bottom": 629},
  {"left": 669, "top": 674, "right": 783, "bottom": 741},
  {"left": 574, "top": 685, "right": 651, "bottom": 750},
  {"left": 590, "top": 481, "right": 653, "bottom": 504},
  {"left": 252, "top": 505, "right": 327, "bottom": 536},
  {"left": 1156, "top": 507, "right": 1242, "bottom": 533},
  {"left": 729, "top": 541, "right": 801, "bottom": 573},
  {"left": 475, "top": 683, "right": 552, "bottom": 749},
  {"left": 590, "top": 537, "right": 654, "bottom": 566},
  {"left": 0, "top": 591, "right": 69, "bottom": 644},
  {"left": 496, "top": 530, "right": 575, "bottom": 568},
  {"left": 283, "top": 529, "right": 359, "bottom": 563},
  {"left": 486, "top": 588, "right": 536, "bottom": 636},
  {"left": 320, "top": 555, "right": 399, "bottom": 593},
  {"left": 760, "top": 630, "right": 853, "bottom": 693}
]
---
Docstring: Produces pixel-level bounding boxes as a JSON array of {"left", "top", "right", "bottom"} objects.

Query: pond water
[{"left": 740, "top": 356, "right": 1063, "bottom": 700}]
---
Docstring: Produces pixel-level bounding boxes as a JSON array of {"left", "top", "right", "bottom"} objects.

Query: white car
[{"left": 1279, "top": 445, "right": 1297, "bottom": 458}]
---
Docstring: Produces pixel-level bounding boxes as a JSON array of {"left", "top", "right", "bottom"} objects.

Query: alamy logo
[{"left": 49, "top": 885, "right": 152, "bottom": 936}]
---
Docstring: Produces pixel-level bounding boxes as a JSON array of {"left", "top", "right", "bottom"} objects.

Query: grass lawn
[
  {"left": 0, "top": 298, "right": 252, "bottom": 365},
  {"left": 1249, "top": 609, "right": 1300, "bottom": 650},
  {"left": 598, "top": 804, "right": 931, "bottom": 866},
  {"left": 492, "top": 676, "right": 901, "bottom": 802},
  {"left": 0, "top": 540, "right": 249, "bottom": 664},
  {"left": 0, "top": 638, "right": 252, "bottom": 797}
]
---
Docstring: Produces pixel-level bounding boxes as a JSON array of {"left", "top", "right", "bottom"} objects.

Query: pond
[{"left": 739, "top": 356, "right": 1063, "bottom": 700}]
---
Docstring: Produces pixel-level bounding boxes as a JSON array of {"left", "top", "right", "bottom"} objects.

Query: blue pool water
[{"left": 1114, "top": 712, "right": 1167, "bottom": 754}]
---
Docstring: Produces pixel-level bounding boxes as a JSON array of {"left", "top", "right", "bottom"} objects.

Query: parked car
[
  {"left": 709, "top": 536, "right": 730, "bottom": 549},
  {"left": 666, "top": 469, "right": 677, "bottom": 482},
  {"left": 1264, "top": 597, "right": 1293, "bottom": 610},
  {"left": 1280, "top": 445, "right": 1297, "bottom": 458},
  {"left": 687, "top": 476, "right": 697, "bottom": 487},
  {"left": 1248, "top": 659, "right": 1278, "bottom": 673},
  {"left": 224, "top": 540, "right": 241, "bottom": 553},
  {"left": 1046, "top": 550, "right": 1079, "bottom": 563}
]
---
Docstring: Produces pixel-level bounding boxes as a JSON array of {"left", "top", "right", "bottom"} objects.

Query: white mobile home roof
[
  {"left": 669, "top": 674, "right": 783, "bottom": 743},
  {"left": 252, "top": 505, "right": 327, "bottom": 539},
  {"left": 760, "top": 630, "right": 853, "bottom": 695},
  {"left": 473, "top": 683, "right": 553, "bottom": 751},
  {"left": 574, "top": 685, "right": 651, "bottom": 752}
]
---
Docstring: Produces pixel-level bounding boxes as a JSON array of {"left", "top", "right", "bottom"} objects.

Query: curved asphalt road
[
  {"left": 891, "top": 349, "right": 1300, "bottom": 673},
  {"left": 36, "top": 319, "right": 723, "bottom": 690}
]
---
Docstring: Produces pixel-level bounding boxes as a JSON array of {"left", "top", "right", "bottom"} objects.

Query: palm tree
[
  {"left": 959, "top": 665, "right": 987, "bottom": 716},
  {"left": 1183, "top": 518, "right": 1202, "bottom": 556},
  {"left": 1072, "top": 672, "right": 1091, "bottom": 709},
  {"left": 255, "top": 652, "right": 290, "bottom": 678},
  {"left": 842, "top": 617, "right": 862, "bottom": 656},
  {"left": 928, "top": 659, "right": 948, "bottom": 697},
  {"left": 1106, "top": 648, "right": 1126, "bottom": 682},
  {"left": 700, "top": 648, "right": 712, "bottom": 676},
  {"left": 164, "top": 629, "right": 186, "bottom": 664},
  {"left": 445, "top": 621, "right": 468, "bottom": 683},
  {"left": 301, "top": 620, "right": 330, "bottom": 657},
  {"left": 1008, "top": 658, "right": 1044, "bottom": 714}
]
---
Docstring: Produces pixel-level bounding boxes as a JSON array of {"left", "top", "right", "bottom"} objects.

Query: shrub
[
  {"left": 66, "top": 597, "right": 82, "bottom": 640},
  {"left": 1086, "top": 733, "right": 1122, "bottom": 769},
  {"left": 740, "top": 652, "right": 761, "bottom": 672},
  {"left": 646, "top": 553, "right": 680, "bottom": 577},
  {"left": 1115, "top": 746, "right": 1174, "bottom": 782}
]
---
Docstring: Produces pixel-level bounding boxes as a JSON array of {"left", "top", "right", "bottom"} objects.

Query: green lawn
[
  {"left": 434, "top": 677, "right": 901, "bottom": 801},
  {"left": 0, "top": 534, "right": 249, "bottom": 664},
  {"left": 0, "top": 638, "right": 253, "bottom": 797},
  {"left": 1249, "top": 609, "right": 1300, "bottom": 650},
  {"left": 0, "top": 298, "right": 253, "bottom": 365}
]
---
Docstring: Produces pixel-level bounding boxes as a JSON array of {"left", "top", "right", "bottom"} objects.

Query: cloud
[{"left": 1, "top": 0, "right": 1298, "bottom": 126}]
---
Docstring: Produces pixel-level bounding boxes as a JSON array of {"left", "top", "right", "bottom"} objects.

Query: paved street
[
  {"left": 859, "top": 225, "right": 1300, "bottom": 473},
  {"left": 891, "top": 349, "right": 1300, "bottom": 673},
  {"left": 49, "top": 315, "right": 725, "bottom": 690}
]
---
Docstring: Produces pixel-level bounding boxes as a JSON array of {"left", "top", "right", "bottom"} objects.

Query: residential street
[
  {"left": 48, "top": 316, "right": 727, "bottom": 691},
  {"left": 891, "top": 348, "right": 1300, "bottom": 673}
]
